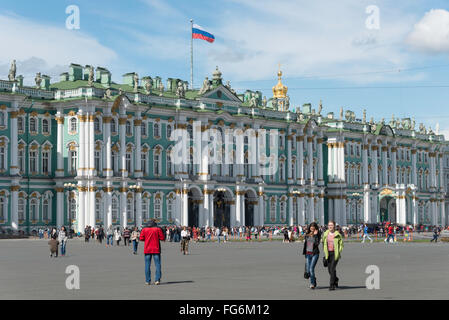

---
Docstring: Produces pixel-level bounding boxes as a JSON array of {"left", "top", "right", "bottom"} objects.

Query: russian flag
[{"left": 192, "top": 24, "right": 215, "bottom": 43}]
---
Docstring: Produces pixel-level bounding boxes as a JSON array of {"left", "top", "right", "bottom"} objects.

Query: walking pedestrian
[
  {"left": 114, "top": 227, "right": 122, "bottom": 246},
  {"left": 58, "top": 226, "right": 68, "bottom": 256},
  {"left": 131, "top": 227, "right": 140, "bottom": 254},
  {"left": 48, "top": 234, "right": 59, "bottom": 258},
  {"left": 303, "top": 222, "right": 321, "bottom": 289},
  {"left": 322, "top": 220, "right": 344, "bottom": 291},
  {"left": 139, "top": 219, "right": 165, "bottom": 285},
  {"left": 181, "top": 227, "right": 190, "bottom": 255},
  {"left": 361, "top": 224, "right": 373, "bottom": 243},
  {"left": 123, "top": 227, "right": 131, "bottom": 246},
  {"left": 106, "top": 225, "right": 113, "bottom": 247},
  {"left": 385, "top": 224, "right": 395, "bottom": 243},
  {"left": 430, "top": 226, "right": 440, "bottom": 242},
  {"left": 215, "top": 227, "right": 221, "bottom": 243}
]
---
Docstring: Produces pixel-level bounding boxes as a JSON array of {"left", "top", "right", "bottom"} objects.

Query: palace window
[
  {"left": 69, "top": 150, "right": 77, "bottom": 175},
  {"left": 279, "top": 160, "right": 285, "bottom": 182},
  {"left": 70, "top": 117, "right": 77, "bottom": 133},
  {"left": 42, "top": 151, "right": 50, "bottom": 174},
  {"left": 126, "top": 198, "right": 133, "bottom": 221},
  {"left": 280, "top": 199, "right": 286, "bottom": 222},
  {"left": 18, "top": 148, "right": 25, "bottom": 173},
  {"left": 111, "top": 118, "right": 117, "bottom": 134},
  {"left": 95, "top": 198, "right": 101, "bottom": 222},
  {"left": 126, "top": 120, "right": 132, "bottom": 136},
  {"left": 142, "top": 198, "right": 149, "bottom": 221},
  {"left": 0, "top": 197, "right": 6, "bottom": 222},
  {"left": 29, "top": 150, "right": 38, "bottom": 173},
  {"left": 69, "top": 198, "right": 77, "bottom": 222},
  {"left": 126, "top": 152, "right": 132, "bottom": 173},
  {"left": 154, "top": 197, "right": 161, "bottom": 220},
  {"left": 153, "top": 122, "right": 160, "bottom": 138},
  {"left": 166, "top": 152, "right": 173, "bottom": 176},
  {"left": 0, "top": 146, "right": 6, "bottom": 171},
  {"left": 166, "top": 124, "right": 172, "bottom": 139},
  {"left": 94, "top": 117, "right": 101, "bottom": 133},
  {"left": 141, "top": 121, "right": 147, "bottom": 136},
  {"left": 112, "top": 152, "right": 118, "bottom": 175},
  {"left": 95, "top": 151, "right": 101, "bottom": 173},
  {"left": 270, "top": 198, "right": 276, "bottom": 222},
  {"left": 18, "top": 117, "right": 24, "bottom": 132},
  {"left": 42, "top": 119, "right": 50, "bottom": 135},
  {"left": 111, "top": 198, "right": 118, "bottom": 222},
  {"left": 153, "top": 152, "right": 161, "bottom": 176},
  {"left": 18, "top": 198, "right": 25, "bottom": 221},
  {"left": 42, "top": 199, "right": 50, "bottom": 221},
  {"left": 167, "top": 197, "right": 174, "bottom": 222},
  {"left": 30, "top": 199, "right": 38, "bottom": 221},
  {"left": 141, "top": 152, "right": 148, "bottom": 176},
  {"left": 30, "top": 117, "right": 37, "bottom": 133},
  {"left": 0, "top": 112, "right": 6, "bottom": 127}
]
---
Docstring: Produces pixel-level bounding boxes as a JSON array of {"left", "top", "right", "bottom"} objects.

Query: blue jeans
[
  {"left": 60, "top": 240, "right": 66, "bottom": 256},
  {"left": 133, "top": 240, "right": 138, "bottom": 253},
  {"left": 217, "top": 235, "right": 220, "bottom": 243},
  {"left": 107, "top": 235, "right": 113, "bottom": 245},
  {"left": 144, "top": 254, "right": 161, "bottom": 283},
  {"left": 386, "top": 234, "right": 395, "bottom": 242},
  {"left": 305, "top": 254, "right": 319, "bottom": 286}
]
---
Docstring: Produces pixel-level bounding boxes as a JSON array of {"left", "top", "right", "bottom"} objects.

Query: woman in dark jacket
[{"left": 302, "top": 222, "right": 321, "bottom": 289}]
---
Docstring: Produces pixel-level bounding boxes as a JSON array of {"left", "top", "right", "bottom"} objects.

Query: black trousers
[{"left": 327, "top": 251, "right": 339, "bottom": 286}]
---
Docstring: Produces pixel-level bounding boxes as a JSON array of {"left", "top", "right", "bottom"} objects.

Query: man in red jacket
[{"left": 139, "top": 219, "right": 165, "bottom": 285}]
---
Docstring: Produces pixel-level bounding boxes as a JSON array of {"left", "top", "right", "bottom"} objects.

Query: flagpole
[{"left": 190, "top": 19, "right": 193, "bottom": 90}]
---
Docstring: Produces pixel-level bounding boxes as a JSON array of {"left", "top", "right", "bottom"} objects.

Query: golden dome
[{"left": 272, "top": 67, "right": 288, "bottom": 99}]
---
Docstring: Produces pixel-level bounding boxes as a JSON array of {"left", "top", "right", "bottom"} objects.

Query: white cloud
[
  {"left": 406, "top": 9, "right": 449, "bottom": 54},
  {"left": 0, "top": 13, "right": 117, "bottom": 84}
]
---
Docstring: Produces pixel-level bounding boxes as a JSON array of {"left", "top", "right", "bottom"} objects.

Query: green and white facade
[{"left": 0, "top": 63, "right": 448, "bottom": 233}]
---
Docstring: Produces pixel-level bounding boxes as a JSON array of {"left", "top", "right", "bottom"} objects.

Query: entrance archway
[
  {"left": 380, "top": 196, "right": 396, "bottom": 223},
  {"left": 244, "top": 189, "right": 258, "bottom": 226},
  {"left": 214, "top": 190, "right": 231, "bottom": 228},
  {"left": 188, "top": 187, "right": 202, "bottom": 227}
]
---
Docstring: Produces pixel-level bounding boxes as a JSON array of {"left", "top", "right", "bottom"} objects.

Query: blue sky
[{"left": 1, "top": 0, "right": 449, "bottom": 135}]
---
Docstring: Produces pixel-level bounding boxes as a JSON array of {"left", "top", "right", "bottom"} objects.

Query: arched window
[
  {"left": 42, "top": 150, "right": 50, "bottom": 174},
  {"left": 126, "top": 152, "right": 132, "bottom": 173},
  {"left": 153, "top": 149, "right": 161, "bottom": 176},
  {"left": 69, "top": 198, "right": 77, "bottom": 222},
  {"left": 270, "top": 198, "right": 276, "bottom": 222},
  {"left": 279, "top": 159, "right": 285, "bottom": 182},
  {"left": 94, "top": 117, "right": 101, "bottom": 132},
  {"left": 280, "top": 199, "right": 286, "bottom": 222},
  {"left": 166, "top": 151, "right": 173, "bottom": 176},
  {"left": 29, "top": 148, "right": 38, "bottom": 173},
  {"left": 111, "top": 118, "right": 117, "bottom": 134},
  {"left": 153, "top": 122, "right": 160, "bottom": 137},
  {"left": 142, "top": 197, "right": 149, "bottom": 221},
  {"left": 30, "top": 117, "right": 37, "bottom": 133},
  {"left": 112, "top": 198, "right": 118, "bottom": 222},
  {"left": 167, "top": 196, "right": 173, "bottom": 222},
  {"left": 42, "top": 119, "right": 49, "bottom": 134},
  {"left": 70, "top": 150, "right": 77, "bottom": 175},
  {"left": 141, "top": 151, "right": 148, "bottom": 176},
  {"left": 0, "top": 112, "right": 5, "bottom": 126},
  {"left": 0, "top": 146, "right": 6, "bottom": 170},
  {"left": 0, "top": 197, "right": 6, "bottom": 221},
  {"left": 18, "top": 198, "right": 25, "bottom": 221},
  {"left": 18, "top": 117, "right": 24, "bottom": 132},
  {"left": 126, "top": 198, "right": 133, "bottom": 221},
  {"left": 95, "top": 198, "right": 101, "bottom": 222},
  {"left": 126, "top": 120, "right": 132, "bottom": 136},
  {"left": 43, "top": 199, "right": 50, "bottom": 221},
  {"left": 166, "top": 124, "right": 172, "bottom": 139},
  {"left": 70, "top": 117, "right": 77, "bottom": 133},
  {"left": 141, "top": 121, "right": 147, "bottom": 136},
  {"left": 154, "top": 196, "right": 161, "bottom": 220},
  {"left": 30, "top": 199, "right": 38, "bottom": 221}
]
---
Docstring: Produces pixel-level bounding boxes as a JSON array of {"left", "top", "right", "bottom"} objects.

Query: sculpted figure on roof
[
  {"left": 133, "top": 73, "right": 139, "bottom": 93},
  {"left": 35, "top": 72, "right": 42, "bottom": 89},
  {"left": 88, "top": 66, "right": 94, "bottom": 87},
  {"left": 176, "top": 81, "right": 185, "bottom": 98},
  {"left": 8, "top": 60, "right": 16, "bottom": 81},
  {"left": 249, "top": 93, "right": 257, "bottom": 108},
  {"left": 199, "top": 77, "right": 210, "bottom": 94}
]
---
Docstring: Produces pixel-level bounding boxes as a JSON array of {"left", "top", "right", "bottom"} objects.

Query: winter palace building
[{"left": 0, "top": 62, "right": 448, "bottom": 233}]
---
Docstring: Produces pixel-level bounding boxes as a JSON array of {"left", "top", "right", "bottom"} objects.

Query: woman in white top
[
  {"left": 180, "top": 227, "right": 189, "bottom": 255},
  {"left": 114, "top": 227, "right": 121, "bottom": 246}
]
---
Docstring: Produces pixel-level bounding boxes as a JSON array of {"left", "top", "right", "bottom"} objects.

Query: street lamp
[
  {"left": 64, "top": 183, "right": 76, "bottom": 237},
  {"left": 129, "top": 184, "right": 139, "bottom": 227},
  {"left": 352, "top": 192, "right": 361, "bottom": 226}
]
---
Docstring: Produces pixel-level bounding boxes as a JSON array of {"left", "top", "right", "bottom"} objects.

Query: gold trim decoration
[
  {"left": 10, "top": 185, "right": 20, "bottom": 192},
  {"left": 119, "top": 187, "right": 128, "bottom": 193},
  {"left": 307, "top": 137, "right": 313, "bottom": 143},
  {"left": 88, "top": 115, "right": 95, "bottom": 122},
  {"left": 103, "top": 187, "right": 114, "bottom": 192},
  {"left": 102, "top": 116, "right": 111, "bottom": 123},
  {"left": 118, "top": 118, "right": 127, "bottom": 125},
  {"left": 134, "top": 119, "right": 142, "bottom": 126}
]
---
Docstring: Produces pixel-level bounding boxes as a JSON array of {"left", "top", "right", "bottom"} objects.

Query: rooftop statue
[
  {"left": 8, "top": 60, "right": 16, "bottom": 81},
  {"left": 144, "top": 78, "right": 152, "bottom": 94},
  {"left": 285, "top": 95, "right": 290, "bottom": 110},
  {"left": 159, "top": 81, "right": 164, "bottom": 93},
  {"left": 249, "top": 93, "right": 257, "bottom": 108},
  {"left": 119, "top": 88, "right": 123, "bottom": 95},
  {"left": 262, "top": 96, "right": 267, "bottom": 109},
  {"left": 381, "top": 118, "right": 385, "bottom": 125},
  {"left": 176, "top": 81, "right": 185, "bottom": 99},
  {"left": 133, "top": 73, "right": 139, "bottom": 93},
  {"left": 272, "top": 97, "right": 278, "bottom": 110},
  {"left": 428, "top": 126, "right": 434, "bottom": 135},
  {"left": 411, "top": 118, "right": 415, "bottom": 130},
  {"left": 88, "top": 66, "right": 94, "bottom": 87},
  {"left": 363, "top": 109, "right": 366, "bottom": 123},
  {"left": 340, "top": 107, "right": 343, "bottom": 120},
  {"left": 318, "top": 100, "right": 323, "bottom": 115},
  {"left": 35, "top": 72, "right": 42, "bottom": 89},
  {"left": 199, "top": 77, "right": 210, "bottom": 95},
  {"left": 103, "top": 88, "right": 112, "bottom": 99},
  {"left": 369, "top": 116, "right": 374, "bottom": 125}
]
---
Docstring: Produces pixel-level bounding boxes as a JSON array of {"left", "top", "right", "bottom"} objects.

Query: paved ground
[{"left": 1, "top": 238, "right": 448, "bottom": 299}]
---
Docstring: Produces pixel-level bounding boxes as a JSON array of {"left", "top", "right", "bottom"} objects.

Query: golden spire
[{"left": 272, "top": 63, "right": 288, "bottom": 99}]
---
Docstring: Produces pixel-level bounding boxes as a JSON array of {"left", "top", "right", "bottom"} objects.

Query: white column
[
  {"left": 88, "top": 113, "right": 95, "bottom": 177},
  {"left": 78, "top": 113, "right": 85, "bottom": 177},
  {"left": 209, "top": 191, "right": 215, "bottom": 227},
  {"left": 230, "top": 203, "right": 236, "bottom": 227},
  {"left": 235, "top": 189, "right": 242, "bottom": 226},
  {"left": 134, "top": 114, "right": 142, "bottom": 178},
  {"left": 10, "top": 104, "right": 19, "bottom": 175},
  {"left": 439, "top": 154, "right": 444, "bottom": 191},
  {"left": 430, "top": 153, "right": 437, "bottom": 189},
  {"left": 319, "top": 194, "right": 324, "bottom": 225},
  {"left": 119, "top": 115, "right": 127, "bottom": 178},
  {"left": 120, "top": 185, "right": 127, "bottom": 228},
  {"left": 363, "top": 189, "right": 371, "bottom": 223},
  {"left": 55, "top": 112, "right": 65, "bottom": 177},
  {"left": 328, "top": 197, "right": 333, "bottom": 223},
  {"left": 10, "top": 185, "right": 19, "bottom": 231},
  {"left": 362, "top": 144, "right": 369, "bottom": 184},
  {"left": 182, "top": 187, "right": 188, "bottom": 226},
  {"left": 258, "top": 190, "right": 264, "bottom": 226},
  {"left": 89, "top": 184, "right": 95, "bottom": 227},
  {"left": 288, "top": 194, "right": 294, "bottom": 226},
  {"left": 307, "top": 136, "right": 314, "bottom": 184},
  {"left": 77, "top": 184, "right": 85, "bottom": 232},
  {"left": 432, "top": 199, "right": 437, "bottom": 225},
  {"left": 372, "top": 145, "right": 378, "bottom": 185},
  {"left": 299, "top": 195, "right": 305, "bottom": 225},
  {"left": 317, "top": 138, "right": 323, "bottom": 185},
  {"left": 103, "top": 114, "right": 112, "bottom": 177},
  {"left": 203, "top": 188, "right": 210, "bottom": 227},
  {"left": 56, "top": 186, "right": 64, "bottom": 228},
  {"left": 382, "top": 145, "right": 388, "bottom": 186},
  {"left": 297, "top": 136, "right": 304, "bottom": 184},
  {"left": 175, "top": 189, "right": 182, "bottom": 226},
  {"left": 200, "top": 124, "right": 209, "bottom": 181},
  {"left": 136, "top": 188, "right": 142, "bottom": 228},
  {"left": 391, "top": 146, "right": 397, "bottom": 186},
  {"left": 341, "top": 196, "right": 347, "bottom": 226},
  {"left": 440, "top": 199, "right": 445, "bottom": 226},
  {"left": 105, "top": 187, "right": 112, "bottom": 228},
  {"left": 412, "top": 149, "right": 417, "bottom": 186},
  {"left": 308, "top": 194, "right": 314, "bottom": 223},
  {"left": 287, "top": 135, "right": 293, "bottom": 184},
  {"left": 412, "top": 195, "right": 418, "bottom": 226}
]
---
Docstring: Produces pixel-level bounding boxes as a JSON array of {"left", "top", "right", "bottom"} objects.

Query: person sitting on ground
[{"left": 48, "top": 235, "right": 59, "bottom": 258}]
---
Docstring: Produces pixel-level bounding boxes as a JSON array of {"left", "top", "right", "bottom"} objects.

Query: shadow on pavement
[{"left": 159, "top": 281, "right": 194, "bottom": 285}]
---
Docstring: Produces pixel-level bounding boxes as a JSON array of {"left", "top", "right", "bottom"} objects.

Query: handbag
[{"left": 323, "top": 256, "right": 328, "bottom": 267}]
